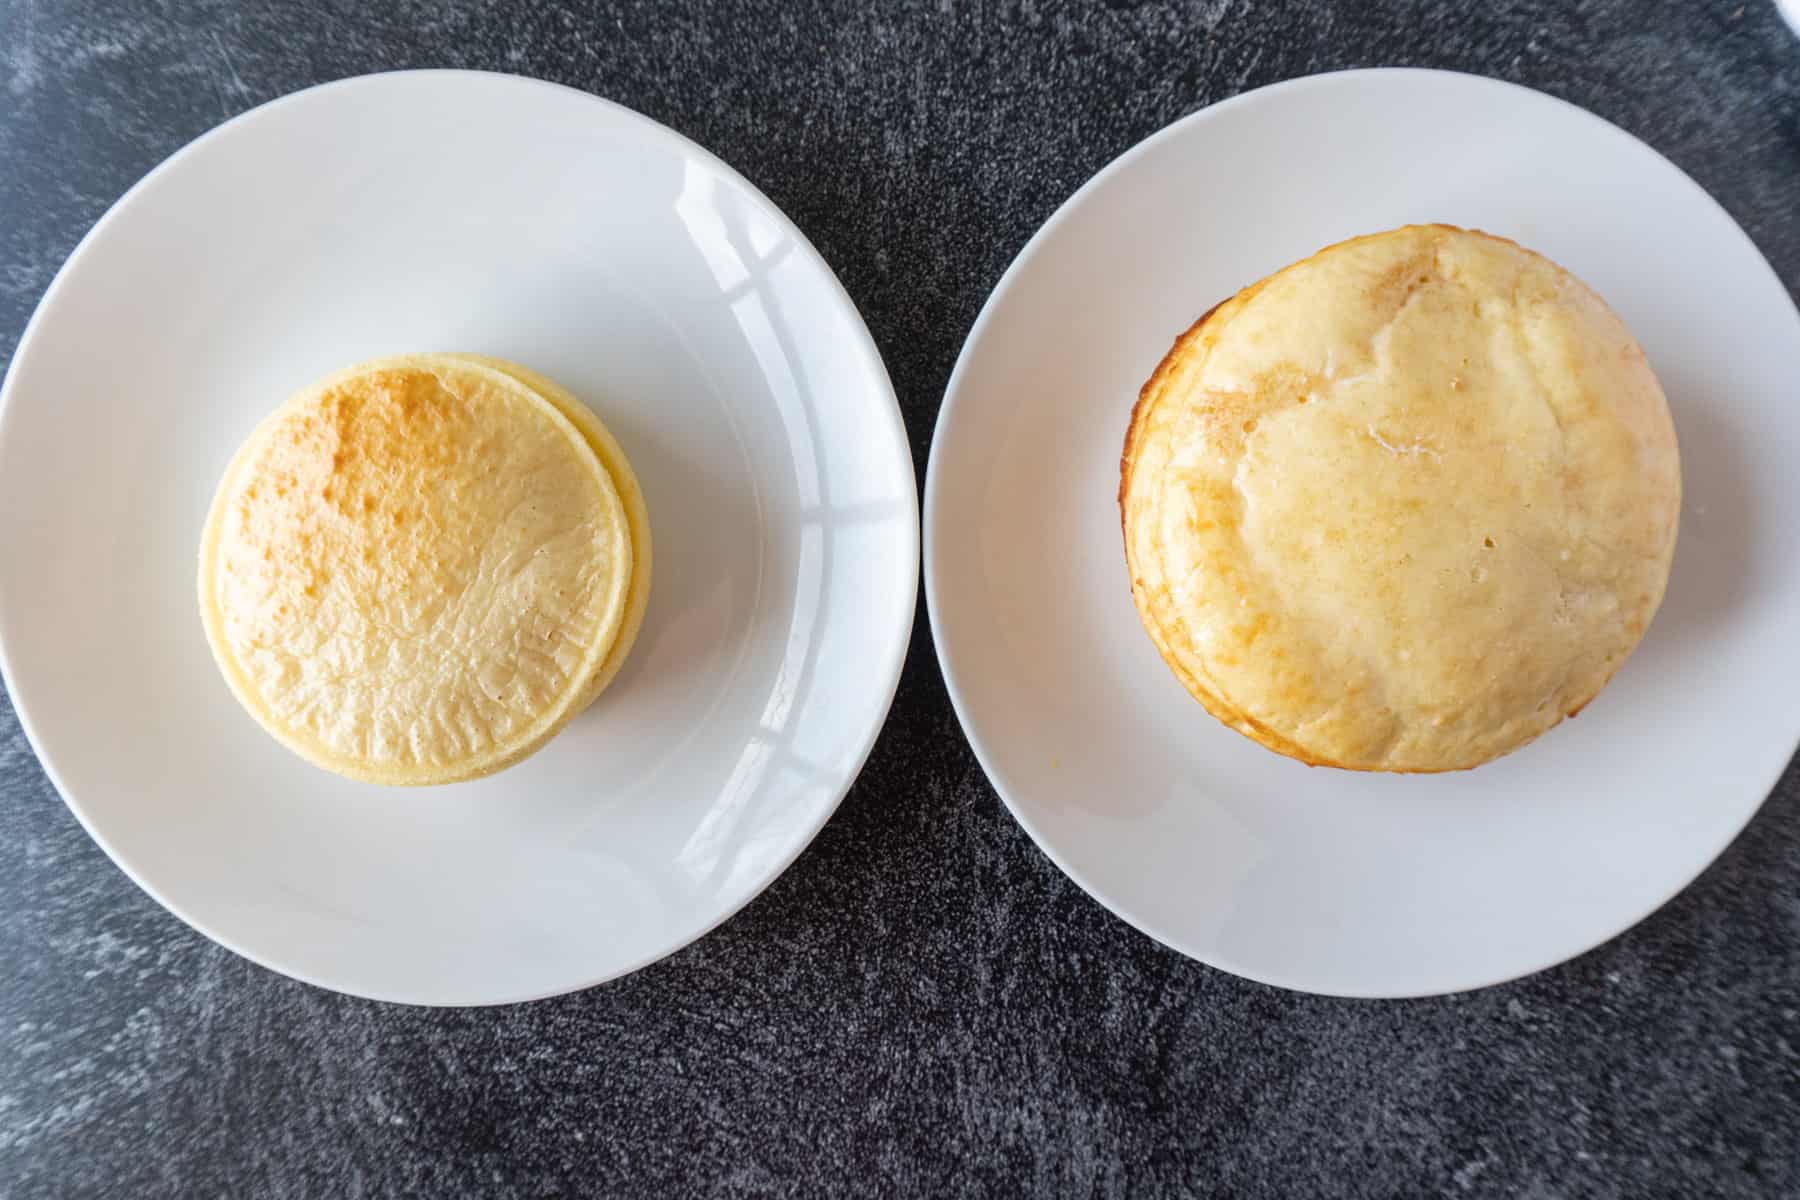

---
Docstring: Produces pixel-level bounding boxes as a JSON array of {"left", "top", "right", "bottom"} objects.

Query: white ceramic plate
[
  {"left": 0, "top": 71, "right": 917, "bottom": 1005},
  {"left": 926, "top": 69, "right": 1800, "bottom": 998}
]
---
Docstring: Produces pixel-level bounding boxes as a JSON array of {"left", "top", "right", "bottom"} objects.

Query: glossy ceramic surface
[
  {"left": 0, "top": 71, "right": 918, "bottom": 1004},
  {"left": 926, "top": 69, "right": 1800, "bottom": 997}
]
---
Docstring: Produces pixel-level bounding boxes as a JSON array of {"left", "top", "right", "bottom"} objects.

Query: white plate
[
  {"left": 0, "top": 71, "right": 917, "bottom": 1005},
  {"left": 925, "top": 69, "right": 1800, "bottom": 998}
]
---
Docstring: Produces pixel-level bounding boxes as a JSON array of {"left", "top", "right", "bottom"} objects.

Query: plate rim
[
  {"left": 922, "top": 65, "right": 1800, "bottom": 999},
  {"left": 0, "top": 68, "right": 920, "bottom": 1006}
]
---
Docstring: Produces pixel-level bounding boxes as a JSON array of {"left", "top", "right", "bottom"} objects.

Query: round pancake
[
  {"left": 443, "top": 354, "right": 652, "bottom": 711},
  {"left": 1119, "top": 225, "right": 1681, "bottom": 772},
  {"left": 199, "top": 355, "right": 632, "bottom": 785}
]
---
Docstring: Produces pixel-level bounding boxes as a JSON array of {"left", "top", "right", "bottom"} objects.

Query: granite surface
[{"left": 3, "top": 1, "right": 1799, "bottom": 1196}]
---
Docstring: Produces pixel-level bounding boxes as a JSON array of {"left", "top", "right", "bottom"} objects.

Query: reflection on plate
[{"left": 0, "top": 72, "right": 917, "bottom": 1005}]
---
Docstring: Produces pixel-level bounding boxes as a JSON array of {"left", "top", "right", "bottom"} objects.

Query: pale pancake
[
  {"left": 443, "top": 354, "right": 651, "bottom": 711},
  {"left": 1119, "top": 225, "right": 1681, "bottom": 772},
  {"left": 199, "top": 355, "right": 632, "bottom": 785}
]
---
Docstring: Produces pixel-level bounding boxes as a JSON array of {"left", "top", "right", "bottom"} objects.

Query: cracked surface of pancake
[
  {"left": 199, "top": 355, "right": 632, "bottom": 785},
  {"left": 1119, "top": 225, "right": 1681, "bottom": 772},
  {"left": 445, "top": 354, "right": 651, "bottom": 712}
]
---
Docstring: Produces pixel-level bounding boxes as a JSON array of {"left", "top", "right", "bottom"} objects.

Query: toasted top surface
[
  {"left": 200, "top": 355, "right": 631, "bottom": 783},
  {"left": 1120, "top": 225, "right": 1681, "bottom": 771}
]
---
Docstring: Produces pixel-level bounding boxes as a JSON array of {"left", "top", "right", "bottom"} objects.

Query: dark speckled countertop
[{"left": 3, "top": 2, "right": 1799, "bottom": 1196}]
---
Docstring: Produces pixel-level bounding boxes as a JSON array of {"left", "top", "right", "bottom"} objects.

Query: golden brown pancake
[
  {"left": 1119, "top": 225, "right": 1681, "bottom": 772},
  {"left": 199, "top": 355, "right": 632, "bottom": 785}
]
